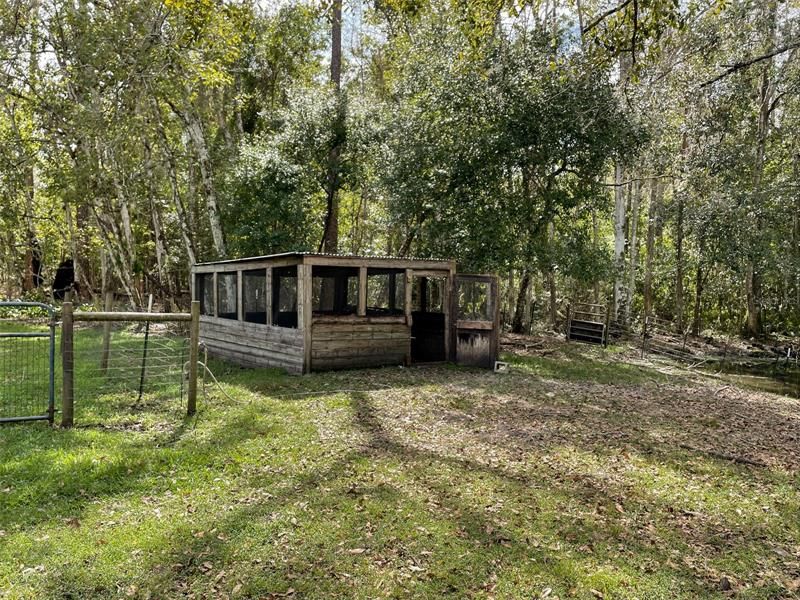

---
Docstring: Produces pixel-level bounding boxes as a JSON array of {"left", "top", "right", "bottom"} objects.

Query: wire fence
[
  {"left": 0, "top": 303, "right": 56, "bottom": 423},
  {"left": 60, "top": 301, "right": 199, "bottom": 427},
  {"left": 72, "top": 322, "right": 190, "bottom": 412},
  {"left": 608, "top": 312, "right": 800, "bottom": 374}
]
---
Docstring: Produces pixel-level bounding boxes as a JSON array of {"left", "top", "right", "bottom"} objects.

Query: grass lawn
[{"left": 1, "top": 337, "right": 799, "bottom": 599}]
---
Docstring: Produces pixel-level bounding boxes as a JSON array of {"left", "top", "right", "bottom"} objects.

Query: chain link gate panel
[{"left": 0, "top": 302, "right": 56, "bottom": 423}]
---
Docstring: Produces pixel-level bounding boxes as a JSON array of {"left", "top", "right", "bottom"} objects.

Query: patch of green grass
[
  {"left": 1, "top": 340, "right": 798, "bottom": 599},
  {"left": 502, "top": 346, "right": 668, "bottom": 385}
]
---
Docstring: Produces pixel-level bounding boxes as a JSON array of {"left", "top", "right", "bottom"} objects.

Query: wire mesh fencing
[
  {"left": 72, "top": 322, "right": 190, "bottom": 412},
  {"left": 61, "top": 302, "right": 199, "bottom": 427},
  {"left": 0, "top": 302, "right": 56, "bottom": 423}
]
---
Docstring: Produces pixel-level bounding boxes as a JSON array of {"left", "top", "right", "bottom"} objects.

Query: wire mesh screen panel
[
  {"left": 73, "top": 321, "right": 189, "bottom": 417},
  {"left": 0, "top": 302, "right": 56, "bottom": 423}
]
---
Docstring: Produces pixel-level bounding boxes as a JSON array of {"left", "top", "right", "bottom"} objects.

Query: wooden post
[
  {"left": 187, "top": 300, "right": 200, "bottom": 416},
  {"left": 641, "top": 316, "right": 648, "bottom": 358},
  {"left": 358, "top": 266, "right": 367, "bottom": 316},
  {"left": 265, "top": 267, "right": 273, "bottom": 325},
  {"left": 404, "top": 269, "right": 413, "bottom": 365},
  {"left": 300, "top": 264, "right": 313, "bottom": 373},
  {"left": 236, "top": 270, "right": 243, "bottom": 321},
  {"left": 61, "top": 301, "right": 74, "bottom": 428},
  {"left": 565, "top": 303, "right": 572, "bottom": 340},
  {"left": 100, "top": 291, "right": 114, "bottom": 372},
  {"left": 212, "top": 272, "right": 218, "bottom": 317}
]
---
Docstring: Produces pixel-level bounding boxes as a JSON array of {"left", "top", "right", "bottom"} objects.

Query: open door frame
[{"left": 451, "top": 274, "right": 500, "bottom": 368}]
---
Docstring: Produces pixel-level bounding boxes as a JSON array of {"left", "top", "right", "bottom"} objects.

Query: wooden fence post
[
  {"left": 187, "top": 300, "right": 200, "bottom": 416},
  {"left": 641, "top": 316, "right": 648, "bottom": 359},
  {"left": 61, "top": 301, "right": 74, "bottom": 428},
  {"left": 100, "top": 291, "right": 113, "bottom": 372}
]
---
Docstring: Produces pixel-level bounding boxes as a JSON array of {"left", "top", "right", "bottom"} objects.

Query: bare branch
[
  {"left": 701, "top": 41, "right": 800, "bottom": 87},
  {"left": 582, "top": 0, "right": 634, "bottom": 34}
]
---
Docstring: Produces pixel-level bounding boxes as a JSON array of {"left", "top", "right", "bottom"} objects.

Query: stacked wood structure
[
  {"left": 566, "top": 302, "right": 608, "bottom": 345},
  {"left": 192, "top": 252, "right": 499, "bottom": 373}
]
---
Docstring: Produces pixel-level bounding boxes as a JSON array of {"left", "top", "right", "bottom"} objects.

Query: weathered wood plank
[
  {"left": 193, "top": 257, "right": 302, "bottom": 274},
  {"left": 455, "top": 319, "right": 494, "bottom": 330},
  {"left": 201, "top": 333, "right": 303, "bottom": 359},
  {"left": 311, "top": 354, "right": 405, "bottom": 370},
  {"left": 206, "top": 346, "right": 303, "bottom": 373},
  {"left": 202, "top": 336, "right": 303, "bottom": 364},
  {"left": 311, "top": 315, "right": 407, "bottom": 325},
  {"left": 304, "top": 255, "right": 455, "bottom": 271}
]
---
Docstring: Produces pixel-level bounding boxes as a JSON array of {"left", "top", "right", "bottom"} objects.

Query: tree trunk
[
  {"left": 675, "top": 190, "right": 684, "bottom": 333},
  {"left": 187, "top": 113, "right": 226, "bottom": 258},
  {"left": 744, "top": 0, "right": 777, "bottom": 337},
  {"left": 626, "top": 179, "right": 641, "bottom": 322},
  {"left": 546, "top": 221, "right": 557, "bottom": 328},
  {"left": 170, "top": 104, "right": 226, "bottom": 258},
  {"left": 320, "top": 0, "right": 343, "bottom": 254},
  {"left": 612, "top": 163, "right": 627, "bottom": 322},
  {"left": 592, "top": 210, "right": 600, "bottom": 303},
  {"left": 643, "top": 178, "right": 662, "bottom": 317},
  {"left": 511, "top": 269, "right": 531, "bottom": 334},
  {"left": 152, "top": 99, "right": 197, "bottom": 267},
  {"left": 692, "top": 268, "right": 704, "bottom": 336}
]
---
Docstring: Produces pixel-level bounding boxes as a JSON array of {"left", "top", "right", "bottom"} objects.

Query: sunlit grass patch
[{"left": 1, "top": 340, "right": 798, "bottom": 598}]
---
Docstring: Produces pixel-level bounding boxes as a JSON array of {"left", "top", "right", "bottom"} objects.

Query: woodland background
[{"left": 1, "top": 0, "right": 798, "bottom": 337}]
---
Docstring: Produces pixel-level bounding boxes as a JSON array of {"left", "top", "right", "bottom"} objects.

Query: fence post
[
  {"left": 187, "top": 300, "right": 200, "bottom": 416},
  {"left": 100, "top": 291, "right": 113, "bottom": 372},
  {"left": 641, "top": 316, "right": 648, "bottom": 358},
  {"left": 61, "top": 301, "right": 74, "bottom": 428}
]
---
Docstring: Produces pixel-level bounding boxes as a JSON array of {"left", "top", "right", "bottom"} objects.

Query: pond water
[{"left": 706, "top": 361, "right": 800, "bottom": 398}]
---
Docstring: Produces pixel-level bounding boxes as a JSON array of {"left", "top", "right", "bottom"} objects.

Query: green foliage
[
  {"left": 377, "top": 16, "right": 640, "bottom": 274},
  {"left": 222, "top": 139, "right": 318, "bottom": 256}
]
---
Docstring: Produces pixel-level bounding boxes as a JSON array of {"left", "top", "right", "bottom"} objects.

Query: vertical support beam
[
  {"left": 491, "top": 275, "right": 500, "bottom": 362},
  {"left": 358, "top": 266, "right": 367, "bottom": 316},
  {"left": 188, "top": 300, "right": 200, "bottom": 416},
  {"left": 298, "top": 263, "right": 313, "bottom": 373},
  {"left": 446, "top": 270, "right": 455, "bottom": 361},
  {"left": 61, "top": 301, "right": 74, "bottom": 428},
  {"left": 212, "top": 272, "right": 218, "bottom": 317},
  {"left": 404, "top": 269, "right": 413, "bottom": 322},
  {"left": 48, "top": 312, "right": 56, "bottom": 423},
  {"left": 100, "top": 291, "right": 114, "bottom": 372},
  {"left": 404, "top": 269, "right": 413, "bottom": 366},
  {"left": 265, "top": 267, "right": 273, "bottom": 326},
  {"left": 236, "top": 270, "right": 243, "bottom": 321}
]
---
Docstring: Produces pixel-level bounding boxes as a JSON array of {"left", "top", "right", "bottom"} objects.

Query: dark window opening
[
  {"left": 243, "top": 269, "right": 267, "bottom": 324},
  {"left": 196, "top": 273, "right": 215, "bottom": 316},
  {"left": 457, "top": 280, "right": 490, "bottom": 320},
  {"left": 412, "top": 276, "right": 445, "bottom": 313},
  {"left": 366, "top": 269, "right": 405, "bottom": 316},
  {"left": 217, "top": 272, "right": 238, "bottom": 320},
  {"left": 312, "top": 266, "right": 358, "bottom": 315},
  {"left": 273, "top": 266, "right": 298, "bottom": 328}
]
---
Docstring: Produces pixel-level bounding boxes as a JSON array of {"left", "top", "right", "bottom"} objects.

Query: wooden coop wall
[
  {"left": 199, "top": 316, "right": 304, "bottom": 373},
  {"left": 311, "top": 319, "right": 410, "bottom": 371},
  {"left": 192, "top": 254, "right": 459, "bottom": 374}
]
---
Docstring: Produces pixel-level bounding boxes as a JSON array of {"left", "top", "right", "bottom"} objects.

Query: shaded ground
[{"left": 1, "top": 337, "right": 799, "bottom": 599}]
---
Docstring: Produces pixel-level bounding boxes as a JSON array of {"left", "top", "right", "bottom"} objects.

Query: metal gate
[{"left": 0, "top": 302, "right": 57, "bottom": 423}]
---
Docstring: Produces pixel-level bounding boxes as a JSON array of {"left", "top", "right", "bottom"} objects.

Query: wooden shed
[{"left": 191, "top": 252, "right": 499, "bottom": 374}]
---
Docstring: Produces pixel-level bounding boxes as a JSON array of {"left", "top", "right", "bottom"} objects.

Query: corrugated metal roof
[{"left": 195, "top": 251, "right": 454, "bottom": 267}]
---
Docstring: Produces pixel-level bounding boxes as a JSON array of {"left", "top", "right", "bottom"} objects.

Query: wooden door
[{"left": 452, "top": 274, "right": 499, "bottom": 368}]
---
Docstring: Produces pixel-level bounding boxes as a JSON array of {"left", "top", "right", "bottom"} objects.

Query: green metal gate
[{"left": 0, "top": 302, "right": 57, "bottom": 423}]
